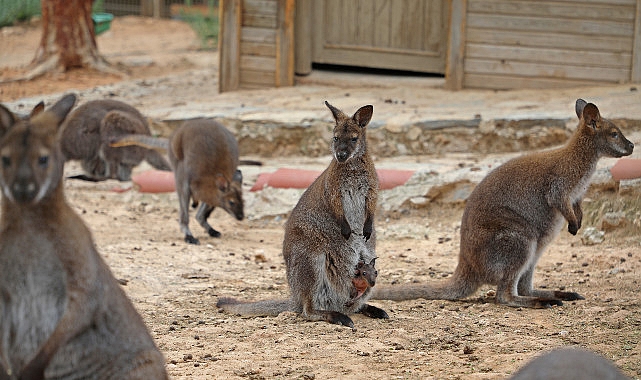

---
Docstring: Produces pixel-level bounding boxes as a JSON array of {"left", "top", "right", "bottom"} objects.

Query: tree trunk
[{"left": 25, "top": 0, "right": 115, "bottom": 79}]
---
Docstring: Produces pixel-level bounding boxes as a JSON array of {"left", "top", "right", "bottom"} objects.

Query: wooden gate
[{"left": 296, "top": 0, "right": 449, "bottom": 75}]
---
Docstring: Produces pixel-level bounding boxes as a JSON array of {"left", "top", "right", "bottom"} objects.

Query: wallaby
[
  {"left": 345, "top": 258, "right": 378, "bottom": 307},
  {"left": 510, "top": 347, "right": 630, "bottom": 380},
  {"left": 111, "top": 119, "right": 253, "bottom": 244},
  {"left": 373, "top": 99, "right": 634, "bottom": 308},
  {"left": 217, "top": 102, "right": 388, "bottom": 328},
  {"left": 59, "top": 99, "right": 171, "bottom": 181},
  {"left": 0, "top": 94, "right": 167, "bottom": 379}
]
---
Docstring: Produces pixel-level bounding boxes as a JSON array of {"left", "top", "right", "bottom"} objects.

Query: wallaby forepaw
[
  {"left": 363, "top": 229, "right": 371, "bottom": 241},
  {"left": 568, "top": 222, "right": 579, "bottom": 235},
  {"left": 185, "top": 235, "right": 200, "bottom": 245},
  {"left": 207, "top": 228, "right": 221, "bottom": 238},
  {"left": 359, "top": 304, "right": 389, "bottom": 319},
  {"left": 341, "top": 223, "right": 351, "bottom": 240}
]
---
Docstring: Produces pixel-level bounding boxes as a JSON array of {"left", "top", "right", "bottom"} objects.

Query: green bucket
[{"left": 92, "top": 13, "right": 114, "bottom": 35}]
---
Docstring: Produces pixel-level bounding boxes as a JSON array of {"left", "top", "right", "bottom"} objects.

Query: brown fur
[
  {"left": 59, "top": 99, "right": 171, "bottom": 181},
  {"left": 0, "top": 94, "right": 167, "bottom": 379},
  {"left": 373, "top": 99, "right": 635, "bottom": 308},
  {"left": 510, "top": 347, "right": 630, "bottom": 380},
  {"left": 110, "top": 120, "right": 255, "bottom": 244},
  {"left": 217, "top": 102, "right": 388, "bottom": 328}
]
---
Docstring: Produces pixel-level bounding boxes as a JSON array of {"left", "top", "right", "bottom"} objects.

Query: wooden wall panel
[{"left": 446, "top": 0, "right": 641, "bottom": 90}]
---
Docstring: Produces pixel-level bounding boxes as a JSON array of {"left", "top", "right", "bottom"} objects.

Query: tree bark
[{"left": 23, "top": 0, "right": 116, "bottom": 80}]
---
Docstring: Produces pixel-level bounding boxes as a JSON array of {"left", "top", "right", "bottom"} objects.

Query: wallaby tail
[
  {"left": 145, "top": 150, "right": 172, "bottom": 171},
  {"left": 371, "top": 271, "right": 479, "bottom": 302},
  {"left": 110, "top": 134, "right": 169, "bottom": 151},
  {"left": 216, "top": 297, "right": 293, "bottom": 317}
]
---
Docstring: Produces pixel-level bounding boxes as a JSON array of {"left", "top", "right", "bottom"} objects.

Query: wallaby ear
[
  {"left": 0, "top": 104, "right": 17, "bottom": 139},
  {"left": 232, "top": 169, "right": 242, "bottom": 184},
  {"left": 575, "top": 99, "right": 588, "bottom": 119},
  {"left": 216, "top": 173, "right": 230, "bottom": 192},
  {"left": 47, "top": 93, "right": 77, "bottom": 126},
  {"left": 581, "top": 103, "right": 601, "bottom": 129},
  {"left": 30, "top": 101, "right": 45, "bottom": 117},
  {"left": 325, "top": 101, "right": 345, "bottom": 122},
  {"left": 370, "top": 257, "right": 377, "bottom": 266},
  {"left": 353, "top": 105, "right": 373, "bottom": 128}
]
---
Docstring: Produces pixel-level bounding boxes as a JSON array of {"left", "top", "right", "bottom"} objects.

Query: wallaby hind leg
[
  {"left": 358, "top": 304, "right": 389, "bottom": 319},
  {"left": 176, "top": 174, "right": 198, "bottom": 244},
  {"left": 195, "top": 202, "right": 221, "bottom": 238},
  {"left": 517, "top": 267, "right": 584, "bottom": 302}
]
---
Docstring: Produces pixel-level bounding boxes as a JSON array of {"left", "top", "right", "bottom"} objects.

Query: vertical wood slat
[
  {"left": 276, "top": 0, "right": 295, "bottom": 86},
  {"left": 219, "top": 0, "right": 242, "bottom": 92},
  {"left": 445, "top": 0, "right": 466, "bottom": 90},
  {"left": 294, "top": 0, "right": 312, "bottom": 75},
  {"left": 632, "top": 0, "right": 641, "bottom": 81}
]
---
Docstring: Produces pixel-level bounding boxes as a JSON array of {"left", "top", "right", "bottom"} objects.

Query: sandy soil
[{"left": 1, "top": 16, "right": 640, "bottom": 380}]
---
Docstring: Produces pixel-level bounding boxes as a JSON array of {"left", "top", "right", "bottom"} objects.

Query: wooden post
[
  {"left": 219, "top": 0, "right": 242, "bottom": 93},
  {"left": 276, "top": 0, "right": 296, "bottom": 86},
  {"left": 445, "top": 0, "right": 467, "bottom": 90},
  {"left": 632, "top": 0, "right": 641, "bottom": 82},
  {"left": 294, "top": 0, "right": 312, "bottom": 76}
]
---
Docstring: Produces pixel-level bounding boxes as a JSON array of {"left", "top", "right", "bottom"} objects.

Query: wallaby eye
[
  {"left": 1, "top": 156, "right": 10, "bottom": 167},
  {"left": 610, "top": 131, "right": 619, "bottom": 138},
  {"left": 351, "top": 137, "right": 358, "bottom": 143},
  {"left": 333, "top": 136, "right": 338, "bottom": 142},
  {"left": 38, "top": 156, "right": 49, "bottom": 166}
]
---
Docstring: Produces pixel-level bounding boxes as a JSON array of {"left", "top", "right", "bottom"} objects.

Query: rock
[
  {"left": 600, "top": 212, "right": 628, "bottom": 232},
  {"left": 581, "top": 227, "right": 605, "bottom": 246}
]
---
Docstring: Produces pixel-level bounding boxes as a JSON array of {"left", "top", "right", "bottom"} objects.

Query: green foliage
[
  {"left": 0, "top": 0, "right": 41, "bottom": 28},
  {"left": 178, "top": 4, "right": 219, "bottom": 51}
]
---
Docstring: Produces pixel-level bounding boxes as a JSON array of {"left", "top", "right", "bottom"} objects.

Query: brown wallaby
[
  {"left": 373, "top": 99, "right": 634, "bottom": 308},
  {"left": 0, "top": 94, "right": 167, "bottom": 379},
  {"left": 510, "top": 347, "right": 630, "bottom": 380},
  {"left": 111, "top": 119, "right": 253, "bottom": 244},
  {"left": 217, "top": 102, "right": 388, "bottom": 328},
  {"left": 345, "top": 258, "right": 378, "bottom": 307},
  {"left": 59, "top": 99, "right": 171, "bottom": 181}
]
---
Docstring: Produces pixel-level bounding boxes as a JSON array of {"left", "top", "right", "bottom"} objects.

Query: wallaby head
[
  {"left": 575, "top": 99, "right": 634, "bottom": 158},
  {"left": 215, "top": 169, "right": 244, "bottom": 220},
  {"left": 0, "top": 94, "right": 76, "bottom": 204},
  {"left": 325, "top": 101, "right": 373, "bottom": 163}
]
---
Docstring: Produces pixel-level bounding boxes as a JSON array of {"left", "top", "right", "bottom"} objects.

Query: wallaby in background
[
  {"left": 373, "top": 99, "right": 634, "bottom": 308},
  {"left": 111, "top": 119, "right": 256, "bottom": 244},
  {"left": 217, "top": 102, "right": 388, "bottom": 328},
  {"left": 0, "top": 94, "right": 167, "bottom": 379},
  {"left": 345, "top": 258, "right": 378, "bottom": 307},
  {"left": 59, "top": 99, "right": 171, "bottom": 181},
  {"left": 510, "top": 347, "right": 630, "bottom": 380}
]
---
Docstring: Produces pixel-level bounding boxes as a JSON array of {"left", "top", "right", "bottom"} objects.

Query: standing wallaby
[
  {"left": 0, "top": 94, "right": 167, "bottom": 379},
  {"left": 345, "top": 258, "right": 378, "bottom": 307},
  {"left": 217, "top": 102, "right": 388, "bottom": 328},
  {"left": 373, "top": 99, "right": 634, "bottom": 308},
  {"left": 59, "top": 99, "right": 171, "bottom": 181},
  {"left": 510, "top": 347, "right": 630, "bottom": 380},
  {"left": 111, "top": 119, "right": 250, "bottom": 244}
]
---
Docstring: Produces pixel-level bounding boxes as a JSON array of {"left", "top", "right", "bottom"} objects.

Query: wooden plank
[
  {"left": 466, "top": 43, "right": 632, "bottom": 69},
  {"left": 465, "top": 58, "right": 630, "bottom": 82},
  {"left": 463, "top": 73, "right": 613, "bottom": 90},
  {"left": 240, "top": 41, "right": 276, "bottom": 57},
  {"left": 241, "top": 27, "right": 277, "bottom": 43},
  {"left": 466, "top": 28, "right": 633, "bottom": 53},
  {"left": 242, "top": 13, "right": 277, "bottom": 28},
  {"left": 632, "top": 0, "right": 641, "bottom": 81},
  {"left": 468, "top": 1, "right": 634, "bottom": 22},
  {"left": 373, "top": 0, "right": 391, "bottom": 48},
  {"left": 445, "top": 0, "right": 467, "bottom": 90},
  {"left": 240, "top": 69, "right": 276, "bottom": 86},
  {"left": 295, "top": 0, "right": 313, "bottom": 75},
  {"left": 275, "top": 0, "right": 295, "bottom": 86},
  {"left": 467, "top": 13, "right": 634, "bottom": 37},
  {"left": 240, "top": 55, "right": 277, "bottom": 71},
  {"left": 244, "top": 0, "right": 278, "bottom": 15},
  {"left": 219, "top": 0, "right": 242, "bottom": 93}
]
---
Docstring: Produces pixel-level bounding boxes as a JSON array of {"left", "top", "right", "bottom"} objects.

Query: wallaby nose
[
  {"left": 336, "top": 151, "right": 348, "bottom": 162},
  {"left": 12, "top": 181, "right": 37, "bottom": 202}
]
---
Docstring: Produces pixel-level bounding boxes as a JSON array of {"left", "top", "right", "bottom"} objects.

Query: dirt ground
[{"left": 1, "top": 17, "right": 640, "bottom": 380}]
